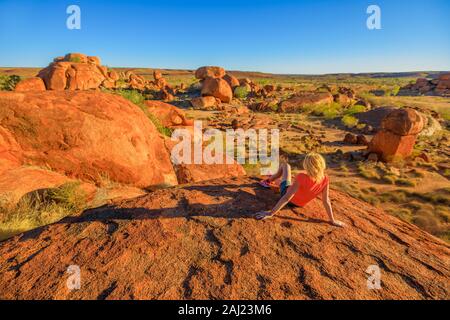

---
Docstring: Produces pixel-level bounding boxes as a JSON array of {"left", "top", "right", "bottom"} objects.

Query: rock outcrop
[
  {"left": 279, "top": 92, "right": 334, "bottom": 113},
  {"left": 400, "top": 73, "right": 450, "bottom": 97},
  {"left": 37, "top": 53, "right": 110, "bottom": 90},
  {"left": 14, "top": 77, "right": 46, "bottom": 92},
  {"left": 195, "top": 66, "right": 226, "bottom": 80},
  {"left": 0, "top": 91, "right": 177, "bottom": 188},
  {"left": 368, "top": 108, "right": 425, "bottom": 161},
  {"left": 201, "top": 77, "right": 233, "bottom": 103},
  {"left": 0, "top": 177, "right": 448, "bottom": 300},
  {"left": 144, "top": 100, "right": 193, "bottom": 129}
]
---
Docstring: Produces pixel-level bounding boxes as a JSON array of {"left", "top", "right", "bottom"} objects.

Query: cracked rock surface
[{"left": 0, "top": 177, "right": 449, "bottom": 300}]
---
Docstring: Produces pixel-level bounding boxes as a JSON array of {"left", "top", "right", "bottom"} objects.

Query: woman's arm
[
  {"left": 255, "top": 180, "right": 299, "bottom": 220},
  {"left": 266, "top": 165, "right": 282, "bottom": 182},
  {"left": 321, "top": 184, "right": 345, "bottom": 227}
]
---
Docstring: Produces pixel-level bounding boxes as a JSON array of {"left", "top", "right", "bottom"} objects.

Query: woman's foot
[
  {"left": 255, "top": 211, "right": 273, "bottom": 220},
  {"left": 331, "top": 220, "right": 345, "bottom": 228}
]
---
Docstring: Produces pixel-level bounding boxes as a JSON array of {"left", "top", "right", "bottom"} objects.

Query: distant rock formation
[{"left": 400, "top": 73, "right": 450, "bottom": 97}]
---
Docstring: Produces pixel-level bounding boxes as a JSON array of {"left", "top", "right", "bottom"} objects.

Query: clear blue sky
[{"left": 0, "top": 0, "right": 449, "bottom": 74}]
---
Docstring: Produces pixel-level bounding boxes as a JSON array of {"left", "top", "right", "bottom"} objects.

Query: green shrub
[
  {"left": 234, "top": 86, "right": 249, "bottom": 99},
  {"left": 113, "top": 89, "right": 173, "bottom": 137},
  {"left": 68, "top": 56, "right": 82, "bottom": 63},
  {"left": 304, "top": 102, "right": 343, "bottom": 119},
  {"left": 0, "top": 182, "right": 87, "bottom": 241},
  {"left": 345, "top": 104, "right": 366, "bottom": 115},
  {"left": 341, "top": 115, "right": 359, "bottom": 128},
  {"left": 0, "top": 75, "right": 21, "bottom": 91}
]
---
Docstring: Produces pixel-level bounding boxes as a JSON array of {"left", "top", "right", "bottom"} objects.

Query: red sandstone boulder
[
  {"left": 153, "top": 70, "right": 163, "bottom": 80},
  {"left": 279, "top": 92, "right": 334, "bottom": 113},
  {"left": 190, "top": 96, "right": 218, "bottom": 109},
  {"left": 14, "top": 77, "right": 46, "bottom": 92},
  {"left": 144, "top": 100, "right": 194, "bottom": 128},
  {"left": 1, "top": 176, "right": 448, "bottom": 300},
  {"left": 66, "top": 63, "right": 105, "bottom": 90},
  {"left": 165, "top": 140, "right": 246, "bottom": 184},
  {"left": 108, "top": 70, "right": 119, "bottom": 81},
  {"left": 201, "top": 77, "right": 233, "bottom": 103},
  {"left": 223, "top": 73, "right": 240, "bottom": 89},
  {"left": 175, "top": 160, "right": 246, "bottom": 184},
  {"left": 0, "top": 91, "right": 177, "bottom": 188},
  {"left": 368, "top": 108, "right": 424, "bottom": 161},
  {"left": 381, "top": 108, "right": 425, "bottom": 136},
  {"left": 35, "top": 53, "right": 121, "bottom": 91},
  {"left": 195, "top": 66, "right": 226, "bottom": 80}
]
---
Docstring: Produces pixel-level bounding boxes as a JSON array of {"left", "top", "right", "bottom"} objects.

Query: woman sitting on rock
[{"left": 255, "top": 152, "right": 345, "bottom": 227}]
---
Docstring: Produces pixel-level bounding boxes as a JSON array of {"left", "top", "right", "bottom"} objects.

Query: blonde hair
[{"left": 303, "top": 152, "right": 326, "bottom": 182}]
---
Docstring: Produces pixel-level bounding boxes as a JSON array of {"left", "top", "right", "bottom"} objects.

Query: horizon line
[{"left": 1, "top": 66, "right": 449, "bottom": 77}]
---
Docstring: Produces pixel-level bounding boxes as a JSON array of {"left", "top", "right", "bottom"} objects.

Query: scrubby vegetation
[
  {"left": 234, "top": 86, "right": 249, "bottom": 99},
  {"left": 0, "top": 74, "right": 21, "bottom": 91},
  {"left": 0, "top": 182, "right": 87, "bottom": 241},
  {"left": 341, "top": 114, "right": 359, "bottom": 128},
  {"left": 107, "top": 89, "right": 173, "bottom": 137}
]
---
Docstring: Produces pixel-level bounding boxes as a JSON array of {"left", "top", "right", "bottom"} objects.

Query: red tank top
[{"left": 290, "top": 173, "right": 329, "bottom": 207}]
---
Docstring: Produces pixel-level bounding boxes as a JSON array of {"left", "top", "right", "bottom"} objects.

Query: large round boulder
[
  {"left": 0, "top": 91, "right": 177, "bottom": 188},
  {"left": 381, "top": 108, "right": 425, "bottom": 136},
  {"left": 201, "top": 77, "right": 233, "bottom": 103},
  {"left": 14, "top": 77, "right": 46, "bottom": 92}
]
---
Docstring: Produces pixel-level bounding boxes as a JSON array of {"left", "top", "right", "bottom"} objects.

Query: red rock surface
[
  {"left": 0, "top": 91, "right": 177, "bottom": 188},
  {"left": 190, "top": 96, "right": 218, "bottom": 109},
  {"left": 14, "top": 77, "right": 46, "bottom": 92},
  {"left": 223, "top": 73, "right": 240, "bottom": 89},
  {"left": 0, "top": 177, "right": 448, "bottom": 300},
  {"left": 201, "top": 77, "right": 233, "bottom": 103},
  {"left": 381, "top": 109, "right": 425, "bottom": 136},
  {"left": 0, "top": 167, "right": 71, "bottom": 204},
  {"left": 368, "top": 108, "right": 425, "bottom": 161},
  {"left": 195, "top": 66, "right": 226, "bottom": 80},
  {"left": 144, "top": 100, "right": 194, "bottom": 128},
  {"left": 279, "top": 92, "right": 334, "bottom": 113},
  {"left": 174, "top": 159, "right": 246, "bottom": 184}
]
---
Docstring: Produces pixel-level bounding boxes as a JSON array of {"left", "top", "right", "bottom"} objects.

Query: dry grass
[{"left": 0, "top": 182, "right": 87, "bottom": 241}]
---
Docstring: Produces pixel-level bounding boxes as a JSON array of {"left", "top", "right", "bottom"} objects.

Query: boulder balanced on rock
[{"left": 368, "top": 108, "right": 425, "bottom": 161}]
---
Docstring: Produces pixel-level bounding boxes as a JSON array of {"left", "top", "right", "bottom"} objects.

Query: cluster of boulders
[
  {"left": 400, "top": 73, "right": 450, "bottom": 97},
  {"left": 14, "top": 53, "right": 178, "bottom": 101},
  {"left": 14, "top": 53, "right": 114, "bottom": 91},
  {"left": 190, "top": 66, "right": 279, "bottom": 110}
]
